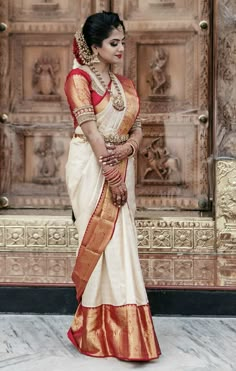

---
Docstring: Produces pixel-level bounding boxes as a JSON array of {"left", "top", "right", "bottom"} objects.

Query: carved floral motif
[
  {"left": 174, "top": 261, "right": 193, "bottom": 280},
  {"left": 48, "top": 227, "right": 67, "bottom": 246},
  {"left": 174, "top": 229, "right": 193, "bottom": 248},
  {"left": 153, "top": 229, "right": 172, "bottom": 248},
  {"left": 27, "top": 227, "right": 46, "bottom": 247},
  {"left": 137, "top": 229, "right": 150, "bottom": 248},
  {"left": 6, "top": 227, "right": 25, "bottom": 246}
]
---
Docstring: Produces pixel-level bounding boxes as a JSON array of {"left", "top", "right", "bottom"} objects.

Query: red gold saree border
[
  {"left": 116, "top": 75, "right": 139, "bottom": 136},
  {"left": 72, "top": 160, "right": 127, "bottom": 302},
  {"left": 68, "top": 303, "right": 161, "bottom": 361}
]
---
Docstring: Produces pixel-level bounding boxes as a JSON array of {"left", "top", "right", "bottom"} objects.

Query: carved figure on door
[
  {"left": 147, "top": 47, "right": 170, "bottom": 95},
  {"left": 32, "top": 55, "right": 60, "bottom": 96},
  {"left": 33, "top": 137, "right": 64, "bottom": 184},
  {"left": 141, "top": 137, "right": 181, "bottom": 182}
]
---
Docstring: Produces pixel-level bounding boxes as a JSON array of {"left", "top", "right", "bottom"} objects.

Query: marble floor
[{"left": 0, "top": 315, "right": 235, "bottom": 371}]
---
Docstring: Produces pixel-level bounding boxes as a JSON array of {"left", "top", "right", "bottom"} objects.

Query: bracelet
[
  {"left": 103, "top": 166, "right": 122, "bottom": 187},
  {"left": 127, "top": 138, "right": 139, "bottom": 157},
  {"left": 128, "top": 143, "right": 136, "bottom": 158}
]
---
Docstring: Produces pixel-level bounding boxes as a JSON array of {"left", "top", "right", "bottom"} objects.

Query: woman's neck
[{"left": 92, "top": 61, "right": 110, "bottom": 75}]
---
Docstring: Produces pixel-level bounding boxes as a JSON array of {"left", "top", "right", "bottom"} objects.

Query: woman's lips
[{"left": 115, "top": 54, "right": 122, "bottom": 59}]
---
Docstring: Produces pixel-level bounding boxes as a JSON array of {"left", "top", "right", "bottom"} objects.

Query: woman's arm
[
  {"left": 81, "top": 121, "right": 128, "bottom": 207},
  {"left": 65, "top": 72, "right": 128, "bottom": 207},
  {"left": 99, "top": 127, "right": 143, "bottom": 166}
]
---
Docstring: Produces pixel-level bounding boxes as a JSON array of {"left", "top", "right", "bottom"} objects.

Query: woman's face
[{"left": 93, "top": 27, "right": 125, "bottom": 65}]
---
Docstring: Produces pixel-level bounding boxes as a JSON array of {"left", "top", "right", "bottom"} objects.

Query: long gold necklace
[{"left": 90, "top": 64, "right": 125, "bottom": 111}]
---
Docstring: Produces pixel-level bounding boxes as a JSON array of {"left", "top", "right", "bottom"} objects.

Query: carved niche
[
  {"left": 8, "top": 0, "right": 80, "bottom": 21},
  {"left": 10, "top": 35, "right": 71, "bottom": 114},
  {"left": 32, "top": 54, "right": 60, "bottom": 100},
  {"left": 33, "top": 136, "right": 64, "bottom": 184},
  {"left": 121, "top": 0, "right": 198, "bottom": 20},
  {"left": 127, "top": 30, "right": 198, "bottom": 113},
  {"left": 136, "top": 115, "right": 208, "bottom": 209},
  {"left": 7, "top": 126, "right": 71, "bottom": 208},
  {"left": 146, "top": 47, "right": 171, "bottom": 98}
]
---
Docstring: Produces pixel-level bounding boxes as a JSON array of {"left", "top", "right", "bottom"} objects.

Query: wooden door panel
[
  {"left": 0, "top": 0, "right": 109, "bottom": 210},
  {"left": 113, "top": 0, "right": 210, "bottom": 211}
]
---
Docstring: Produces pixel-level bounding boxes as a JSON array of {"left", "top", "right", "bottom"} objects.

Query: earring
[{"left": 92, "top": 53, "right": 100, "bottom": 64}]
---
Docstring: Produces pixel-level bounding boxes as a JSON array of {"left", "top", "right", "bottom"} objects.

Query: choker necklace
[{"left": 89, "top": 64, "right": 125, "bottom": 111}]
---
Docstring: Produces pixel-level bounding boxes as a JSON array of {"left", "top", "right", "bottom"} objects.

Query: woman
[{"left": 65, "top": 11, "right": 161, "bottom": 361}]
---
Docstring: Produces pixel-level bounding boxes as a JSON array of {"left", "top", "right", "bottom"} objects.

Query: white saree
[{"left": 65, "top": 65, "right": 161, "bottom": 361}]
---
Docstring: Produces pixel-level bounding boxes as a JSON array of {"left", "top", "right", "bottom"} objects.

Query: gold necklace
[{"left": 90, "top": 64, "right": 125, "bottom": 111}]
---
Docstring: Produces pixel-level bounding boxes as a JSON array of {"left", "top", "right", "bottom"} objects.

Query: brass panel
[{"left": 215, "top": 160, "right": 236, "bottom": 253}]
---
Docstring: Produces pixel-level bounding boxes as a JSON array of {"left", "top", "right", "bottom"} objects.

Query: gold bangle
[{"left": 128, "top": 143, "right": 136, "bottom": 158}]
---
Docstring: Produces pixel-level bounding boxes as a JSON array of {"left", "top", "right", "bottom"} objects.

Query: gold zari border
[{"left": 68, "top": 303, "right": 161, "bottom": 361}]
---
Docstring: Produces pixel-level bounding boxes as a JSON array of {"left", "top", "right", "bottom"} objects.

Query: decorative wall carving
[
  {"left": 120, "top": 0, "right": 198, "bottom": 20},
  {"left": 131, "top": 31, "right": 198, "bottom": 111},
  {"left": 32, "top": 0, "right": 59, "bottom": 12},
  {"left": 9, "top": 0, "right": 80, "bottom": 21},
  {"left": 141, "top": 137, "right": 181, "bottom": 182},
  {"left": 216, "top": 160, "right": 236, "bottom": 252},
  {"left": 33, "top": 137, "right": 64, "bottom": 184},
  {"left": 136, "top": 115, "right": 208, "bottom": 209},
  {"left": 32, "top": 55, "right": 60, "bottom": 99},
  {"left": 11, "top": 35, "right": 71, "bottom": 112},
  {"left": 146, "top": 48, "right": 170, "bottom": 96},
  {"left": 0, "top": 215, "right": 217, "bottom": 285}
]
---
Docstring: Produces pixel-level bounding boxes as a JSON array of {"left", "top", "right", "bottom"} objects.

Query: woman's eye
[{"left": 110, "top": 42, "right": 118, "bottom": 47}]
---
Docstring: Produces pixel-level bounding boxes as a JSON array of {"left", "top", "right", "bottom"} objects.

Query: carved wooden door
[
  {"left": 113, "top": 0, "right": 212, "bottom": 212},
  {"left": 1, "top": 0, "right": 211, "bottom": 214},
  {"left": 0, "top": 0, "right": 110, "bottom": 212}
]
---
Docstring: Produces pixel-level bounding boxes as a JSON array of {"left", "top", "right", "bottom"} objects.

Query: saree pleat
[{"left": 65, "top": 68, "right": 161, "bottom": 361}]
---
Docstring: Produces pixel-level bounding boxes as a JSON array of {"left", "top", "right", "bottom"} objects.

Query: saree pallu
[{"left": 65, "top": 70, "right": 161, "bottom": 361}]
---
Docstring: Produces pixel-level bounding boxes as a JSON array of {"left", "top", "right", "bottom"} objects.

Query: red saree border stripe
[
  {"left": 77, "top": 180, "right": 107, "bottom": 256},
  {"left": 68, "top": 303, "right": 161, "bottom": 361}
]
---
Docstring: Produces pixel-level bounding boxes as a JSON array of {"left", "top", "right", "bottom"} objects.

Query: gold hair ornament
[{"left": 74, "top": 31, "right": 100, "bottom": 65}]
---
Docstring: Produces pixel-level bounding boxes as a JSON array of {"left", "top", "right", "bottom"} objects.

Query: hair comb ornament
[{"left": 74, "top": 31, "right": 99, "bottom": 65}]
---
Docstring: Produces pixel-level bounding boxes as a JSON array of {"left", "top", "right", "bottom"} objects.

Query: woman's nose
[{"left": 118, "top": 43, "right": 124, "bottom": 52}]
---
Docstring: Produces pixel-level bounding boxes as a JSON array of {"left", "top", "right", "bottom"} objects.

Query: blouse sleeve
[{"left": 64, "top": 73, "right": 96, "bottom": 126}]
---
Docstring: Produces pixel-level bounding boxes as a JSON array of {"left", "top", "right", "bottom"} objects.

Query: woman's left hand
[{"left": 99, "top": 143, "right": 132, "bottom": 166}]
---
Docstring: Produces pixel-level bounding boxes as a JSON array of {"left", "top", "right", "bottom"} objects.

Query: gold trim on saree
[
  {"left": 73, "top": 133, "right": 129, "bottom": 144},
  {"left": 68, "top": 303, "right": 161, "bottom": 361},
  {"left": 72, "top": 160, "right": 128, "bottom": 302}
]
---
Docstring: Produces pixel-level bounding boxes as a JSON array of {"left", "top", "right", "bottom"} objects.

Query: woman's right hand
[{"left": 110, "top": 181, "right": 127, "bottom": 207}]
